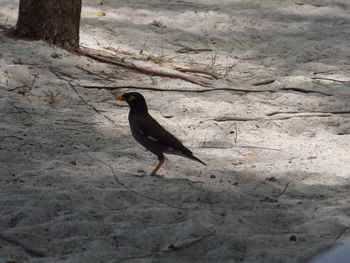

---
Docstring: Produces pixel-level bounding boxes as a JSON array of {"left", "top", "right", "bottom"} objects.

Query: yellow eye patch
[
  {"left": 115, "top": 95, "right": 124, "bottom": 101},
  {"left": 127, "top": 95, "right": 135, "bottom": 101}
]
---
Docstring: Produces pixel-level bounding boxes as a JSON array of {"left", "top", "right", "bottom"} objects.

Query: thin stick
[
  {"left": 234, "top": 145, "right": 282, "bottom": 151},
  {"left": 82, "top": 85, "right": 332, "bottom": 96},
  {"left": 163, "top": 232, "right": 215, "bottom": 251},
  {"left": 114, "top": 253, "right": 155, "bottom": 263},
  {"left": 50, "top": 66, "right": 101, "bottom": 113},
  {"left": 67, "top": 81, "right": 103, "bottom": 114},
  {"left": 335, "top": 225, "right": 350, "bottom": 240},
  {"left": 82, "top": 85, "right": 268, "bottom": 93},
  {"left": 94, "top": 158, "right": 183, "bottom": 210},
  {"left": 176, "top": 47, "right": 213, "bottom": 53},
  {"left": 30, "top": 73, "right": 39, "bottom": 89},
  {"left": 311, "top": 77, "right": 347, "bottom": 83},
  {"left": 214, "top": 114, "right": 334, "bottom": 122},
  {"left": 279, "top": 87, "right": 332, "bottom": 96},
  {"left": 266, "top": 110, "right": 350, "bottom": 116},
  {"left": 0, "top": 232, "right": 46, "bottom": 257},
  {"left": 274, "top": 183, "right": 290, "bottom": 198},
  {"left": 113, "top": 232, "right": 215, "bottom": 263},
  {"left": 50, "top": 67, "right": 121, "bottom": 127},
  {"left": 75, "top": 65, "right": 113, "bottom": 82}
]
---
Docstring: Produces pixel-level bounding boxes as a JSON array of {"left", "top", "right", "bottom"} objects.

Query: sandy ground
[{"left": 1, "top": 0, "right": 350, "bottom": 262}]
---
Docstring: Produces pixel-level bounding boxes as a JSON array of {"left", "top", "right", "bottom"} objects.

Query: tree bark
[{"left": 15, "top": 0, "right": 82, "bottom": 49}]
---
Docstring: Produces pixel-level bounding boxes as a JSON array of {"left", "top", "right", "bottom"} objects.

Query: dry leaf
[
  {"left": 84, "top": 10, "right": 106, "bottom": 17},
  {"left": 17, "top": 87, "right": 29, "bottom": 95}
]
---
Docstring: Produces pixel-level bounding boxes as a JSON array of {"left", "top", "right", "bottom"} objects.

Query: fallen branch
[
  {"left": 174, "top": 67, "right": 219, "bottom": 79},
  {"left": 0, "top": 232, "right": 46, "bottom": 257},
  {"left": 75, "top": 48, "right": 213, "bottom": 87}
]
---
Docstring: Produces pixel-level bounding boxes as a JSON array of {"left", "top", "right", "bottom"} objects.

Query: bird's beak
[{"left": 115, "top": 95, "right": 124, "bottom": 101}]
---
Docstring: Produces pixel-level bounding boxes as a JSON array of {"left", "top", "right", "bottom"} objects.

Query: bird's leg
[{"left": 150, "top": 159, "right": 164, "bottom": 176}]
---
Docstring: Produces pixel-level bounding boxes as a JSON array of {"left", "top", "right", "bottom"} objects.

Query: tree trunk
[{"left": 15, "top": 0, "right": 82, "bottom": 49}]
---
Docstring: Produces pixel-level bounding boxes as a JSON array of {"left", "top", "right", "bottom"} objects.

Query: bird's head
[{"left": 115, "top": 92, "right": 148, "bottom": 113}]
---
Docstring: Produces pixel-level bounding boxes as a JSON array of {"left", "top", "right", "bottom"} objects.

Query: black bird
[{"left": 115, "top": 92, "right": 206, "bottom": 176}]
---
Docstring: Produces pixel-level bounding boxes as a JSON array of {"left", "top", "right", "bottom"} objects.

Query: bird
[{"left": 115, "top": 92, "right": 206, "bottom": 176}]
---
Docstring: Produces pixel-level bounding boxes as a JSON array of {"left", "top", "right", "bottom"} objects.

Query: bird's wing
[{"left": 135, "top": 115, "right": 193, "bottom": 155}]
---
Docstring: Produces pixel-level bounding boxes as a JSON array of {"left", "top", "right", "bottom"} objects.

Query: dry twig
[
  {"left": 114, "top": 232, "right": 215, "bottom": 263},
  {"left": 234, "top": 145, "right": 282, "bottom": 151},
  {"left": 176, "top": 47, "right": 213, "bottom": 53},
  {"left": 82, "top": 85, "right": 265, "bottom": 93},
  {"left": 311, "top": 77, "right": 347, "bottom": 83},
  {"left": 335, "top": 225, "right": 350, "bottom": 240},
  {"left": 279, "top": 87, "right": 331, "bottom": 96},
  {"left": 50, "top": 67, "right": 103, "bottom": 114},
  {"left": 68, "top": 81, "right": 103, "bottom": 114},
  {"left": 266, "top": 110, "right": 350, "bottom": 116},
  {"left": 75, "top": 65, "right": 113, "bottom": 82},
  {"left": 274, "top": 183, "right": 290, "bottom": 199},
  {"left": 214, "top": 114, "right": 335, "bottom": 122},
  {"left": 163, "top": 232, "right": 215, "bottom": 252},
  {"left": 93, "top": 158, "right": 183, "bottom": 210},
  {"left": 114, "top": 253, "right": 155, "bottom": 263}
]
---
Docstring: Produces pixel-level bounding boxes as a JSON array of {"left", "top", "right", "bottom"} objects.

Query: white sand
[{"left": 1, "top": 0, "right": 350, "bottom": 262}]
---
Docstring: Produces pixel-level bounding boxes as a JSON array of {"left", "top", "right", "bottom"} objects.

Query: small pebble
[
  {"left": 266, "top": 176, "right": 277, "bottom": 182},
  {"left": 289, "top": 235, "right": 297, "bottom": 241}
]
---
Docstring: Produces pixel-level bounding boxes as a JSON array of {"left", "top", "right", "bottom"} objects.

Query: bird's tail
[
  {"left": 188, "top": 154, "right": 207, "bottom": 166},
  {"left": 169, "top": 147, "right": 207, "bottom": 166}
]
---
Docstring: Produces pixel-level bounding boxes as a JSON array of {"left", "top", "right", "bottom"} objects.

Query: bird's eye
[{"left": 127, "top": 95, "right": 135, "bottom": 101}]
